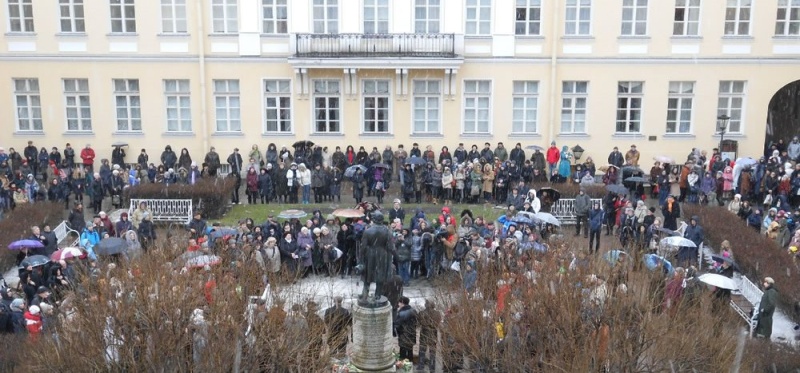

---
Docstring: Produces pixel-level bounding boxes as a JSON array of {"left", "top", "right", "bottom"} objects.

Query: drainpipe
[
  {"left": 196, "top": 0, "right": 209, "bottom": 152},
  {"left": 547, "top": 0, "right": 559, "bottom": 141}
]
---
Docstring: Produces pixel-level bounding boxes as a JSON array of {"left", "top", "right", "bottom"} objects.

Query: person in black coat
[
  {"left": 324, "top": 296, "right": 352, "bottom": 357},
  {"left": 90, "top": 173, "right": 105, "bottom": 214},
  {"left": 63, "top": 143, "right": 76, "bottom": 169},
  {"left": 661, "top": 196, "right": 681, "bottom": 231},
  {"left": 111, "top": 146, "right": 126, "bottom": 167},
  {"left": 258, "top": 168, "right": 272, "bottom": 204},
  {"left": 137, "top": 212, "right": 156, "bottom": 252},
  {"left": 278, "top": 232, "right": 299, "bottom": 273},
  {"left": 393, "top": 296, "right": 417, "bottom": 361},
  {"left": 160, "top": 145, "right": 177, "bottom": 170},
  {"left": 68, "top": 204, "right": 85, "bottom": 232},
  {"left": 41, "top": 224, "right": 58, "bottom": 257}
]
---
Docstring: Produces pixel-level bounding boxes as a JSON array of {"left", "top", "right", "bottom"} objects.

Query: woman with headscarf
[
  {"left": 558, "top": 145, "right": 572, "bottom": 178},
  {"left": 481, "top": 163, "right": 494, "bottom": 203},
  {"left": 661, "top": 196, "right": 680, "bottom": 231},
  {"left": 297, "top": 227, "right": 314, "bottom": 277},
  {"left": 178, "top": 148, "right": 193, "bottom": 171}
]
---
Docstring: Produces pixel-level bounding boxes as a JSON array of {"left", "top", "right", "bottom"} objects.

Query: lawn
[{"left": 217, "top": 201, "right": 505, "bottom": 226}]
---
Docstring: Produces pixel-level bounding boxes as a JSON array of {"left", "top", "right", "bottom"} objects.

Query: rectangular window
[
  {"left": 512, "top": 81, "right": 538, "bottom": 134},
  {"left": 666, "top": 81, "right": 694, "bottom": 134},
  {"left": 412, "top": 80, "right": 440, "bottom": 134},
  {"left": 13, "top": 78, "right": 42, "bottom": 132},
  {"left": 161, "top": 0, "right": 187, "bottom": 33},
  {"left": 212, "top": 0, "right": 238, "bottom": 33},
  {"left": 515, "top": 0, "right": 541, "bottom": 35},
  {"left": 560, "top": 81, "right": 588, "bottom": 133},
  {"left": 8, "top": 0, "right": 34, "bottom": 32},
  {"left": 59, "top": 0, "right": 85, "bottom": 33},
  {"left": 621, "top": 0, "right": 648, "bottom": 36},
  {"left": 313, "top": 80, "right": 340, "bottom": 133},
  {"left": 776, "top": 0, "right": 800, "bottom": 36},
  {"left": 164, "top": 79, "right": 192, "bottom": 132},
  {"left": 724, "top": 0, "right": 751, "bottom": 36},
  {"left": 717, "top": 81, "right": 746, "bottom": 133},
  {"left": 264, "top": 79, "right": 292, "bottom": 133},
  {"left": 363, "top": 80, "right": 390, "bottom": 133},
  {"left": 113, "top": 79, "right": 141, "bottom": 132},
  {"left": 673, "top": 0, "right": 700, "bottom": 36},
  {"left": 364, "top": 0, "right": 389, "bottom": 34},
  {"left": 214, "top": 79, "right": 241, "bottom": 132},
  {"left": 110, "top": 0, "right": 136, "bottom": 33},
  {"left": 465, "top": 0, "right": 491, "bottom": 35},
  {"left": 616, "top": 81, "right": 643, "bottom": 133},
  {"left": 463, "top": 80, "right": 491, "bottom": 134},
  {"left": 565, "top": 0, "right": 591, "bottom": 36},
  {"left": 262, "top": 0, "right": 287, "bottom": 34},
  {"left": 64, "top": 79, "right": 92, "bottom": 132},
  {"left": 313, "top": 0, "right": 338, "bottom": 33},
  {"left": 414, "top": 0, "right": 440, "bottom": 33}
]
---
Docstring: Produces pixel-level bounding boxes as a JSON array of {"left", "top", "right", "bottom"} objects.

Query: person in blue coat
[
  {"left": 80, "top": 224, "right": 100, "bottom": 261},
  {"left": 588, "top": 201, "right": 605, "bottom": 254}
]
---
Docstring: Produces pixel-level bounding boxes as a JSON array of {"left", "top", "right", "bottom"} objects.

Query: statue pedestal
[{"left": 351, "top": 296, "right": 396, "bottom": 372}]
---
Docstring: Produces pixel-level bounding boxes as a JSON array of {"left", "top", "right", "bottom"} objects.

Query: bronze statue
[{"left": 358, "top": 211, "right": 394, "bottom": 300}]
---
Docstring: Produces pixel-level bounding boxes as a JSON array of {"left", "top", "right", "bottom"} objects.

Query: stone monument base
[{"left": 351, "top": 296, "right": 395, "bottom": 372}]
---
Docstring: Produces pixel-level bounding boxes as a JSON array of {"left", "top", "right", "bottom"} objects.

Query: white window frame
[
  {"left": 362, "top": 79, "right": 391, "bottom": 134},
  {"left": 59, "top": 0, "right": 85, "bottom": 33},
  {"left": 363, "top": 0, "right": 389, "bottom": 34},
  {"left": 717, "top": 81, "right": 746, "bottom": 134},
  {"left": 110, "top": 0, "right": 136, "bottom": 34},
  {"left": 64, "top": 78, "right": 92, "bottom": 132},
  {"left": 724, "top": 0, "right": 751, "bottom": 36},
  {"left": 776, "top": 0, "right": 800, "bottom": 36},
  {"left": 13, "top": 78, "right": 42, "bottom": 132},
  {"left": 462, "top": 80, "right": 492, "bottom": 134},
  {"left": 312, "top": 79, "right": 341, "bottom": 133},
  {"left": 560, "top": 81, "right": 588, "bottom": 134},
  {"left": 212, "top": 0, "right": 238, "bottom": 34},
  {"left": 515, "top": 0, "right": 541, "bottom": 36},
  {"left": 312, "top": 0, "right": 338, "bottom": 34},
  {"left": 621, "top": 0, "right": 648, "bottom": 36},
  {"left": 164, "top": 79, "right": 192, "bottom": 133},
  {"left": 263, "top": 79, "right": 292, "bottom": 134},
  {"left": 113, "top": 79, "right": 142, "bottom": 132},
  {"left": 412, "top": 79, "right": 441, "bottom": 134},
  {"left": 213, "top": 79, "right": 241, "bottom": 132},
  {"left": 465, "top": 0, "right": 491, "bottom": 36},
  {"left": 673, "top": 0, "right": 701, "bottom": 36},
  {"left": 564, "top": 0, "right": 591, "bottom": 36},
  {"left": 161, "top": 0, "right": 188, "bottom": 34},
  {"left": 262, "top": 0, "right": 288, "bottom": 34},
  {"left": 414, "top": 0, "right": 440, "bottom": 33},
  {"left": 616, "top": 81, "right": 644, "bottom": 134},
  {"left": 511, "top": 81, "right": 539, "bottom": 134},
  {"left": 8, "top": 0, "right": 34, "bottom": 33},
  {"left": 666, "top": 81, "right": 695, "bottom": 134}
]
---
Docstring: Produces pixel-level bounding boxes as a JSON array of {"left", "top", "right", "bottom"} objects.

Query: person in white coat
[
  {"left": 297, "top": 164, "right": 312, "bottom": 204},
  {"left": 525, "top": 189, "right": 541, "bottom": 213}
]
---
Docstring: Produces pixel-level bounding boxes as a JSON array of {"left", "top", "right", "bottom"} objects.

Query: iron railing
[{"left": 294, "top": 33, "right": 456, "bottom": 58}]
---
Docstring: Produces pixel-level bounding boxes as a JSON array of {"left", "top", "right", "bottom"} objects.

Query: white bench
[
  {"left": 128, "top": 199, "right": 193, "bottom": 224},
  {"left": 550, "top": 198, "right": 603, "bottom": 225},
  {"left": 53, "top": 221, "right": 80, "bottom": 248}
]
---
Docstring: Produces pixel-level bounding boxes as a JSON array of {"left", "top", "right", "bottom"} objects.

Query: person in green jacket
[{"left": 754, "top": 277, "right": 778, "bottom": 338}]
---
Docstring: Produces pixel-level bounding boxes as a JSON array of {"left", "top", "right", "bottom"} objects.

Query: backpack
[{"left": 454, "top": 239, "right": 469, "bottom": 261}]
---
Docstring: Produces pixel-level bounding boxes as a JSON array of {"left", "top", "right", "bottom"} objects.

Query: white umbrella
[
  {"left": 534, "top": 212, "right": 561, "bottom": 226},
  {"left": 698, "top": 273, "right": 738, "bottom": 290},
  {"left": 660, "top": 236, "right": 697, "bottom": 248}
]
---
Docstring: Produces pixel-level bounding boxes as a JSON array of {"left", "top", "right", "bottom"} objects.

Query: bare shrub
[{"left": 124, "top": 178, "right": 235, "bottom": 219}]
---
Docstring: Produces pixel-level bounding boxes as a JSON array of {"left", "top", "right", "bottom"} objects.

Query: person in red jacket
[
  {"left": 24, "top": 304, "right": 43, "bottom": 340},
  {"left": 546, "top": 141, "right": 560, "bottom": 178},
  {"left": 80, "top": 143, "right": 96, "bottom": 173}
]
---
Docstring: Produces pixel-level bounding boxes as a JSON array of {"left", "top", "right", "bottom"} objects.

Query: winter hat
[
  {"left": 26, "top": 174, "right": 33, "bottom": 179},
  {"left": 112, "top": 170, "right": 119, "bottom": 175},
  {"left": 313, "top": 228, "right": 321, "bottom": 235},
  {"left": 99, "top": 211, "right": 106, "bottom": 217},
  {"left": 10, "top": 298, "right": 24, "bottom": 311},
  {"left": 113, "top": 164, "right": 121, "bottom": 170},
  {"left": 191, "top": 161, "right": 197, "bottom": 167},
  {"left": 29, "top": 305, "right": 40, "bottom": 315}
]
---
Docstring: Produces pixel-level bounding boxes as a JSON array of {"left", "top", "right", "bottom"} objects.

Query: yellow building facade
[{"left": 1, "top": 0, "right": 799, "bottom": 166}]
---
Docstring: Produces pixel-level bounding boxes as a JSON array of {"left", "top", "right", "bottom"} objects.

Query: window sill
[
  {"left": 611, "top": 133, "right": 646, "bottom": 139},
  {"left": 157, "top": 33, "right": 191, "bottom": 38},
  {"left": 662, "top": 133, "right": 695, "bottom": 139},
  {"left": 261, "top": 132, "right": 295, "bottom": 137},
  {"left": 63, "top": 131, "right": 95, "bottom": 136},
  {"left": 507, "top": 133, "right": 541, "bottom": 138},
  {"left": 260, "top": 33, "right": 290, "bottom": 38},
  {"left": 112, "top": 131, "right": 144, "bottom": 136},
  {"left": 13, "top": 131, "right": 44, "bottom": 136},
  {"left": 773, "top": 35, "right": 800, "bottom": 40},
  {"left": 514, "top": 35, "right": 545, "bottom": 40},
  {"left": 460, "top": 133, "right": 492, "bottom": 138},
  {"left": 465, "top": 35, "right": 492, "bottom": 40},
  {"left": 670, "top": 36, "right": 702, "bottom": 41},
  {"left": 359, "top": 133, "right": 394, "bottom": 138},
  {"left": 309, "top": 132, "right": 344, "bottom": 137},
  {"left": 5, "top": 32, "right": 36, "bottom": 37},
  {"left": 617, "top": 36, "right": 650, "bottom": 41},
  {"left": 208, "top": 33, "right": 239, "bottom": 37},
  {"left": 106, "top": 33, "right": 139, "bottom": 37},
  {"left": 55, "top": 32, "right": 87, "bottom": 38},
  {"left": 162, "top": 131, "right": 195, "bottom": 137},
  {"left": 211, "top": 132, "right": 244, "bottom": 137},
  {"left": 557, "top": 133, "right": 591, "bottom": 139},
  {"left": 561, "top": 36, "right": 594, "bottom": 41},
  {"left": 712, "top": 133, "right": 745, "bottom": 138},
  {"left": 410, "top": 133, "right": 444, "bottom": 138},
  {"left": 721, "top": 35, "right": 753, "bottom": 41}
]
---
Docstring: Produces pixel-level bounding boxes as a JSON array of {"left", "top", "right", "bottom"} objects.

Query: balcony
[{"left": 294, "top": 33, "right": 458, "bottom": 58}]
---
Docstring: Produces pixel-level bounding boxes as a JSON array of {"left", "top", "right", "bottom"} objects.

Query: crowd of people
[{"left": 0, "top": 137, "right": 791, "bottom": 369}]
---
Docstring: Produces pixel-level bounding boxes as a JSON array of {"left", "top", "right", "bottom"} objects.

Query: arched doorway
[{"left": 766, "top": 80, "right": 800, "bottom": 154}]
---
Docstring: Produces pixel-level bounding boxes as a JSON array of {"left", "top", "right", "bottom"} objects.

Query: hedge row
[
  {"left": 123, "top": 178, "right": 235, "bottom": 219},
  {"left": 0, "top": 202, "right": 65, "bottom": 272}
]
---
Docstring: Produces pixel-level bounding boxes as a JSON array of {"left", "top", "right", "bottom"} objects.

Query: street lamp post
[{"left": 717, "top": 114, "right": 730, "bottom": 155}]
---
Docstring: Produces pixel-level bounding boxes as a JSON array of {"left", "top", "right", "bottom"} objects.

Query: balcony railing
[{"left": 294, "top": 33, "right": 456, "bottom": 58}]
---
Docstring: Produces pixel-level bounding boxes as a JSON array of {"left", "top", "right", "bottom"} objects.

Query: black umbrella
[
  {"left": 405, "top": 157, "right": 426, "bottom": 165},
  {"left": 371, "top": 163, "right": 390, "bottom": 169},
  {"left": 536, "top": 187, "right": 561, "bottom": 201},
  {"left": 624, "top": 176, "right": 648, "bottom": 183},
  {"left": 345, "top": 165, "right": 367, "bottom": 178},
  {"left": 293, "top": 140, "right": 314, "bottom": 148},
  {"left": 654, "top": 226, "right": 681, "bottom": 237},
  {"left": 711, "top": 255, "right": 741, "bottom": 272},
  {"left": 525, "top": 145, "right": 544, "bottom": 151},
  {"left": 605, "top": 184, "right": 628, "bottom": 195},
  {"left": 20, "top": 255, "right": 50, "bottom": 268},
  {"left": 95, "top": 238, "right": 128, "bottom": 256}
]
